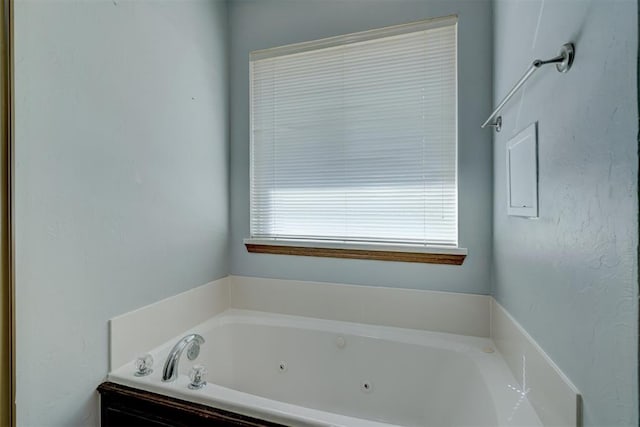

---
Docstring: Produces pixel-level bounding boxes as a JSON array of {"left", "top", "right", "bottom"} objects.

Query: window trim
[{"left": 244, "top": 239, "right": 467, "bottom": 265}]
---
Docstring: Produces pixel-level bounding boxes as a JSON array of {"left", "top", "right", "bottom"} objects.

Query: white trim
[{"left": 244, "top": 238, "right": 468, "bottom": 256}]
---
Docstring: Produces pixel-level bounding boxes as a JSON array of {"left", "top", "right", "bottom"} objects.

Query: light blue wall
[
  {"left": 229, "top": 0, "right": 493, "bottom": 293},
  {"left": 14, "top": 0, "right": 228, "bottom": 425},
  {"left": 492, "top": 0, "right": 638, "bottom": 425}
]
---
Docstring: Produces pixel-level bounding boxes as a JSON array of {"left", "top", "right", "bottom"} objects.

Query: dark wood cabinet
[{"left": 98, "top": 382, "right": 286, "bottom": 427}]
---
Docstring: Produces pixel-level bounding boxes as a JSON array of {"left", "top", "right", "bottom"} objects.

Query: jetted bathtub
[{"left": 108, "top": 309, "right": 543, "bottom": 427}]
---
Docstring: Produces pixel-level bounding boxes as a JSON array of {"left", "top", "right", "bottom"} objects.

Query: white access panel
[{"left": 506, "top": 122, "right": 538, "bottom": 217}]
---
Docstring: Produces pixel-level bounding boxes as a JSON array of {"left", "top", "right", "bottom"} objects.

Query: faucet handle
[
  {"left": 188, "top": 365, "right": 207, "bottom": 390},
  {"left": 134, "top": 354, "right": 154, "bottom": 377}
]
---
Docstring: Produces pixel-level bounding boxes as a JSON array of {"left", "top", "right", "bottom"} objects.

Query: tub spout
[{"left": 161, "top": 334, "right": 205, "bottom": 382}]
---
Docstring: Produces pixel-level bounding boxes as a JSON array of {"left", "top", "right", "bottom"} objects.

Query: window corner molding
[{"left": 244, "top": 239, "right": 467, "bottom": 265}]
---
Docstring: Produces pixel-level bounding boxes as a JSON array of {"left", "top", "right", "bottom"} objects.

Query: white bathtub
[{"left": 108, "top": 309, "right": 543, "bottom": 427}]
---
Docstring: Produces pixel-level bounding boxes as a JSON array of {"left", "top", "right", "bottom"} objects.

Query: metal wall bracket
[{"left": 487, "top": 116, "right": 502, "bottom": 132}]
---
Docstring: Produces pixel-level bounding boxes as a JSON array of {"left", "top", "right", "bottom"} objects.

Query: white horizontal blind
[{"left": 250, "top": 17, "right": 458, "bottom": 247}]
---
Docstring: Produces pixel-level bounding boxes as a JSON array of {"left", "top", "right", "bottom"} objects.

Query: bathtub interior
[
  {"left": 189, "top": 322, "right": 498, "bottom": 426},
  {"left": 113, "top": 310, "right": 542, "bottom": 427}
]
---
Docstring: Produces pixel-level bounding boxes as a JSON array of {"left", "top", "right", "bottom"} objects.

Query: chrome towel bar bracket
[{"left": 482, "top": 43, "right": 575, "bottom": 132}]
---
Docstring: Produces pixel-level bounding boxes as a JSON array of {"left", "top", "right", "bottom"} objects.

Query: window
[{"left": 246, "top": 16, "right": 466, "bottom": 264}]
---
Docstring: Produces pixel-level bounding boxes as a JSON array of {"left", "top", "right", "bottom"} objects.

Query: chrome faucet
[{"left": 161, "top": 334, "right": 205, "bottom": 382}]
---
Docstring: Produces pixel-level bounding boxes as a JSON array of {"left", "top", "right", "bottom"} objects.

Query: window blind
[{"left": 250, "top": 16, "right": 458, "bottom": 247}]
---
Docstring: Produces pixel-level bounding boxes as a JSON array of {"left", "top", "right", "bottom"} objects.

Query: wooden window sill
[{"left": 244, "top": 239, "right": 467, "bottom": 265}]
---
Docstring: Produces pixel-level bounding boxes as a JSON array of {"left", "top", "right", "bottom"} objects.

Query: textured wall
[
  {"left": 492, "top": 0, "right": 638, "bottom": 425},
  {"left": 229, "top": 0, "right": 493, "bottom": 293},
  {"left": 14, "top": 0, "right": 228, "bottom": 425}
]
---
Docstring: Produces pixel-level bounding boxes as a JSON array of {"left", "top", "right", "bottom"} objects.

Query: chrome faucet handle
[
  {"left": 188, "top": 365, "right": 207, "bottom": 390},
  {"left": 134, "top": 354, "right": 154, "bottom": 377}
]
